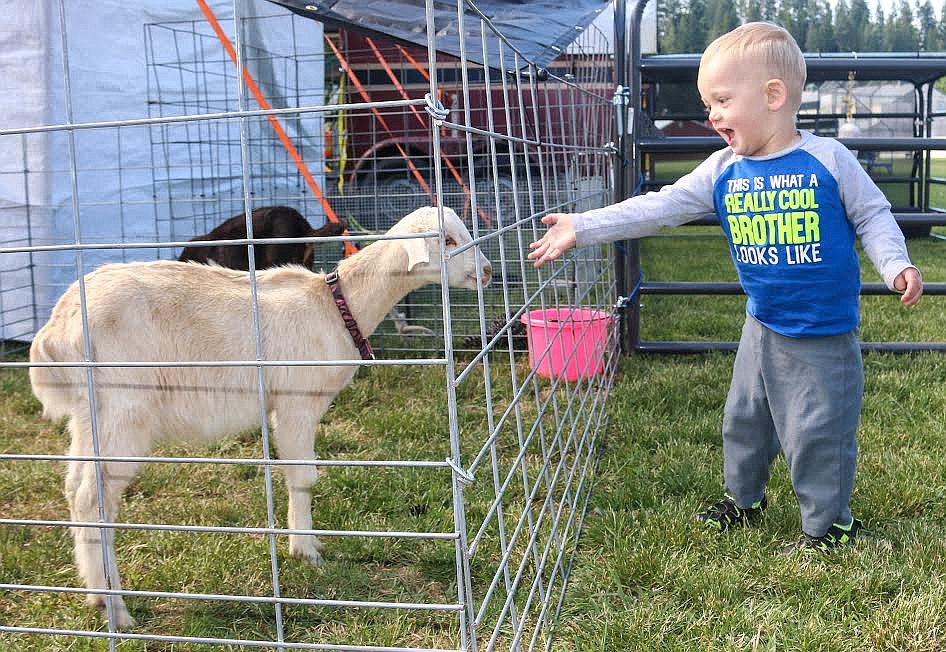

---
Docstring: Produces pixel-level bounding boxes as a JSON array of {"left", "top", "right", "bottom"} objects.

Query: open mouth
[{"left": 718, "top": 128, "right": 735, "bottom": 146}]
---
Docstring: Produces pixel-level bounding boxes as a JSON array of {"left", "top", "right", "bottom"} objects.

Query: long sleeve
[
  {"left": 573, "top": 151, "right": 725, "bottom": 248},
  {"left": 834, "top": 147, "right": 916, "bottom": 290}
]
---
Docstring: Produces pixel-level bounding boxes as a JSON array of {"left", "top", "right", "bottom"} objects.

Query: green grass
[
  {"left": 0, "top": 364, "right": 463, "bottom": 650},
  {"left": 551, "top": 347, "right": 946, "bottom": 651},
  {"left": 9, "top": 296, "right": 945, "bottom": 652},
  {"left": 0, "top": 356, "right": 581, "bottom": 651}
]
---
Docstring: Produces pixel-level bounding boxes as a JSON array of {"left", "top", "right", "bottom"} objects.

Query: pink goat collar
[{"left": 325, "top": 270, "right": 375, "bottom": 361}]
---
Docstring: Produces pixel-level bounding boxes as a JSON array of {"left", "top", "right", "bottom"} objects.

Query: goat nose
[{"left": 482, "top": 263, "right": 493, "bottom": 284}]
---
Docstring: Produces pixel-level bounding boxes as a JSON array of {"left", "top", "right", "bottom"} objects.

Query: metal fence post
[
  {"left": 613, "top": 0, "right": 647, "bottom": 354},
  {"left": 625, "top": 0, "right": 650, "bottom": 353},
  {"left": 612, "top": 0, "right": 630, "bottom": 353}
]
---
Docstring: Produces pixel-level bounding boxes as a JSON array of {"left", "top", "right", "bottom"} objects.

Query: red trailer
[{"left": 323, "top": 29, "right": 614, "bottom": 225}]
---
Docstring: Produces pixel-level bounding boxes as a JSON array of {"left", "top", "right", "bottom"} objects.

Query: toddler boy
[{"left": 529, "top": 22, "right": 923, "bottom": 552}]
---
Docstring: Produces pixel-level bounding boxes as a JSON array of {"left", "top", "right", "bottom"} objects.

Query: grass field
[
  {"left": 0, "top": 363, "right": 466, "bottom": 649},
  {"left": 2, "top": 162, "right": 946, "bottom": 649},
  {"left": 2, "top": 357, "right": 584, "bottom": 651},
  {"left": 554, "top": 349, "right": 946, "bottom": 651}
]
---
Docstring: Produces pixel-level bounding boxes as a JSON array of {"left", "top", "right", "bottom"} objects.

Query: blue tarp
[{"left": 268, "top": 0, "right": 611, "bottom": 70}]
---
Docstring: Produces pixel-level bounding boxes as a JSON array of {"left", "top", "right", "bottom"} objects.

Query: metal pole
[
  {"left": 55, "top": 0, "right": 119, "bottom": 642},
  {"left": 612, "top": 0, "right": 632, "bottom": 353},
  {"left": 924, "top": 82, "right": 934, "bottom": 212},
  {"left": 425, "top": 4, "right": 476, "bottom": 649},
  {"left": 225, "top": 1, "right": 287, "bottom": 646},
  {"left": 623, "top": 0, "right": 649, "bottom": 353}
]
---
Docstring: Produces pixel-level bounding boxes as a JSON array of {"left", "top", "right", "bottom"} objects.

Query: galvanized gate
[{"left": 0, "top": 1, "right": 620, "bottom": 649}]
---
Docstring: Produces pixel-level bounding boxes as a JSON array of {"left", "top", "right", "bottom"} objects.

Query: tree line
[{"left": 658, "top": 0, "right": 946, "bottom": 53}]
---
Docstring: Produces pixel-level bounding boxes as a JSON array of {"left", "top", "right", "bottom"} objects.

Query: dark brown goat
[
  {"left": 178, "top": 206, "right": 432, "bottom": 336},
  {"left": 178, "top": 206, "right": 347, "bottom": 271}
]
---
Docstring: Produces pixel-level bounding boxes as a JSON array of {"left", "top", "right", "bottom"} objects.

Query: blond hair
[{"left": 701, "top": 22, "right": 807, "bottom": 111}]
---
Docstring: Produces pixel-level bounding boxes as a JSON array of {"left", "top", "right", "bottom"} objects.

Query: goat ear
[{"left": 402, "top": 236, "right": 430, "bottom": 271}]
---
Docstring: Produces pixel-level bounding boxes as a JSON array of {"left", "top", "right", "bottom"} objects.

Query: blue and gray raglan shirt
[{"left": 574, "top": 130, "right": 917, "bottom": 338}]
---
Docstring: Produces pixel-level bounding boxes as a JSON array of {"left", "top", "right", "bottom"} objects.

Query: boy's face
[{"left": 697, "top": 55, "right": 794, "bottom": 157}]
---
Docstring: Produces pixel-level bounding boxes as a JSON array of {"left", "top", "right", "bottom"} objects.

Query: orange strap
[
  {"left": 366, "top": 38, "right": 430, "bottom": 130},
  {"left": 395, "top": 44, "right": 444, "bottom": 137},
  {"left": 324, "top": 35, "right": 433, "bottom": 199},
  {"left": 196, "top": 0, "right": 357, "bottom": 256},
  {"left": 365, "top": 38, "right": 490, "bottom": 227},
  {"left": 397, "top": 44, "right": 431, "bottom": 82}
]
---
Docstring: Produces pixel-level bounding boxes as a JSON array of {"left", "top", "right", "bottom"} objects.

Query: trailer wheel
[{"left": 376, "top": 174, "right": 428, "bottom": 229}]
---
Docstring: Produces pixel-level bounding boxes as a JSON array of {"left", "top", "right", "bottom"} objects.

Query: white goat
[{"left": 29, "top": 206, "right": 491, "bottom": 629}]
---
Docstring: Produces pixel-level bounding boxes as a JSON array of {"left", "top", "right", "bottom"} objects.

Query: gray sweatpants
[{"left": 723, "top": 314, "right": 863, "bottom": 537}]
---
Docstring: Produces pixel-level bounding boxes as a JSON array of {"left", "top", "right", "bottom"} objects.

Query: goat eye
[{"left": 445, "top": 237, "right": 457, "bottom": 246}]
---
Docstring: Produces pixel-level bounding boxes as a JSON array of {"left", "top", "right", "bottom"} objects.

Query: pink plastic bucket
[{"left": 520, "top": 308, "right": 612, "bottom": 382}]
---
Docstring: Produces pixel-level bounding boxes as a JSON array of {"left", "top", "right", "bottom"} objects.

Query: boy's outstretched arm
[
  {"left": 894, "top": 267, "right": 923, "bottom": 306},
  {"left": 528, "top": 213, "right": 577, "bottom": 267}
]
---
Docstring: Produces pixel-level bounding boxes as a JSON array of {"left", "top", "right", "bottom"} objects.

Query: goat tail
[{"left": 29, "top": 322, "right": 86, "bottom": 421}]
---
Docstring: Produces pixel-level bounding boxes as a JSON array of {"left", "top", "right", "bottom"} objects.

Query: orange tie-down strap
[
  {"left": 196, "top": 0, "right": 358, "bottom": 256},
  {"left": 323, "top": 34, "right": 434, "bottom": 201},
  {"left": 366, "top": 37, "right": 491, "bottom": 228}
]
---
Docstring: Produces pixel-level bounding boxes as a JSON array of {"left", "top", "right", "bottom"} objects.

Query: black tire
[{"left": 375, "top": 173, "right": 429, "bottom": 229}]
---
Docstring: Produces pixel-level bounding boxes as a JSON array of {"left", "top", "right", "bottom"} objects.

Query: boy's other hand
[
  {"left": 894, "top": 266, "right": 923, "bottom": 306},
  {"left": 528, "top": 213, "right": 577, "bottom": 267}
]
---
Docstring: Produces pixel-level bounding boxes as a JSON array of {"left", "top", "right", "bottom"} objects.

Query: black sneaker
[
  {"left": 696, "top": 493, "right": 767, "bottom": 532},
  {"left": 781, "top": 518, "right": 863, "bottom": 554}
]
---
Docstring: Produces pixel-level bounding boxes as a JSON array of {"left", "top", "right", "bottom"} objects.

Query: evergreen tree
[
  {"left": 654, "top": 0, "right": 935, "bottom": 55},
  {"left": 738, "top": 0, "right": 762, "bottom": 22},
  {"left": 865, "top": 2, "right": 885, "bottom": 51},
  {"left": 805, "top": 0, "right": 837, "bottom": 52},
  {"left": 834, "top": 0, "right": 854, "bottom": 51},
  {"left": 736, "top": 0, "right": 776, "bottom": 22},
  {"left": 761, "top": 0, "right": 778, "bottom": 22},
  {"left": 937, "top": 1, "right": 946, "bottom": 51},
  {"left": 846, "top": 0, "right": 870, "bottom": 51},
  {"left": 706, "top": 0, "right": 740, "bottom": 42},
  {"left": 885, "top": 1, "right": 918, "bottom": 51},
  {"left": 681, "top": 0, "right": 709, "bottom": 50},
  {"left": 777, "top": 0, "right": 810, "bottom": 51},
  {"left": 658, "top": 0, "right": 685, "bottom": 53},
  {"left": 918, "top": 1, "right": 939, "bottom": 51}
]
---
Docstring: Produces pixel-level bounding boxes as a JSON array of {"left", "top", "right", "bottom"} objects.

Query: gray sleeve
[
  {"left": 573, "top": 152, "right": 722, "bottom": 248},
  {"left": 834, "top": 147, "right": 917, "bottom": 290}
]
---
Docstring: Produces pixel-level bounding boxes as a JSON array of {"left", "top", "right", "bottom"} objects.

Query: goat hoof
[
  {"left": 110, "top": 610, "right": 137, "bottom": 631},
  {"left": 89, "top": 596, "right": 136, "bottom": 630},
  {"left": 291, "top": 540, "right": 324, "bottom": 566}
]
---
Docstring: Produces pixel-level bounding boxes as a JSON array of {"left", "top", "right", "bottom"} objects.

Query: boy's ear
[{"left": 765, "top": 79, "right": 789, "bottom": 111}]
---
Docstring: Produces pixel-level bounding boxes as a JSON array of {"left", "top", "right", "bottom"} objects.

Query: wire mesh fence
[{"left": 0, "top": 1, "right": 618, "bottom": 650}]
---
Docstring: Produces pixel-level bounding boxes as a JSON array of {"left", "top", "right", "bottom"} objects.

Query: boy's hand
[
  {"left": 894, "top": 267, "right": 923, "bottom": 306},
  {"left": 528, "top": 213, "right": 577, "bottom": 267}
]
